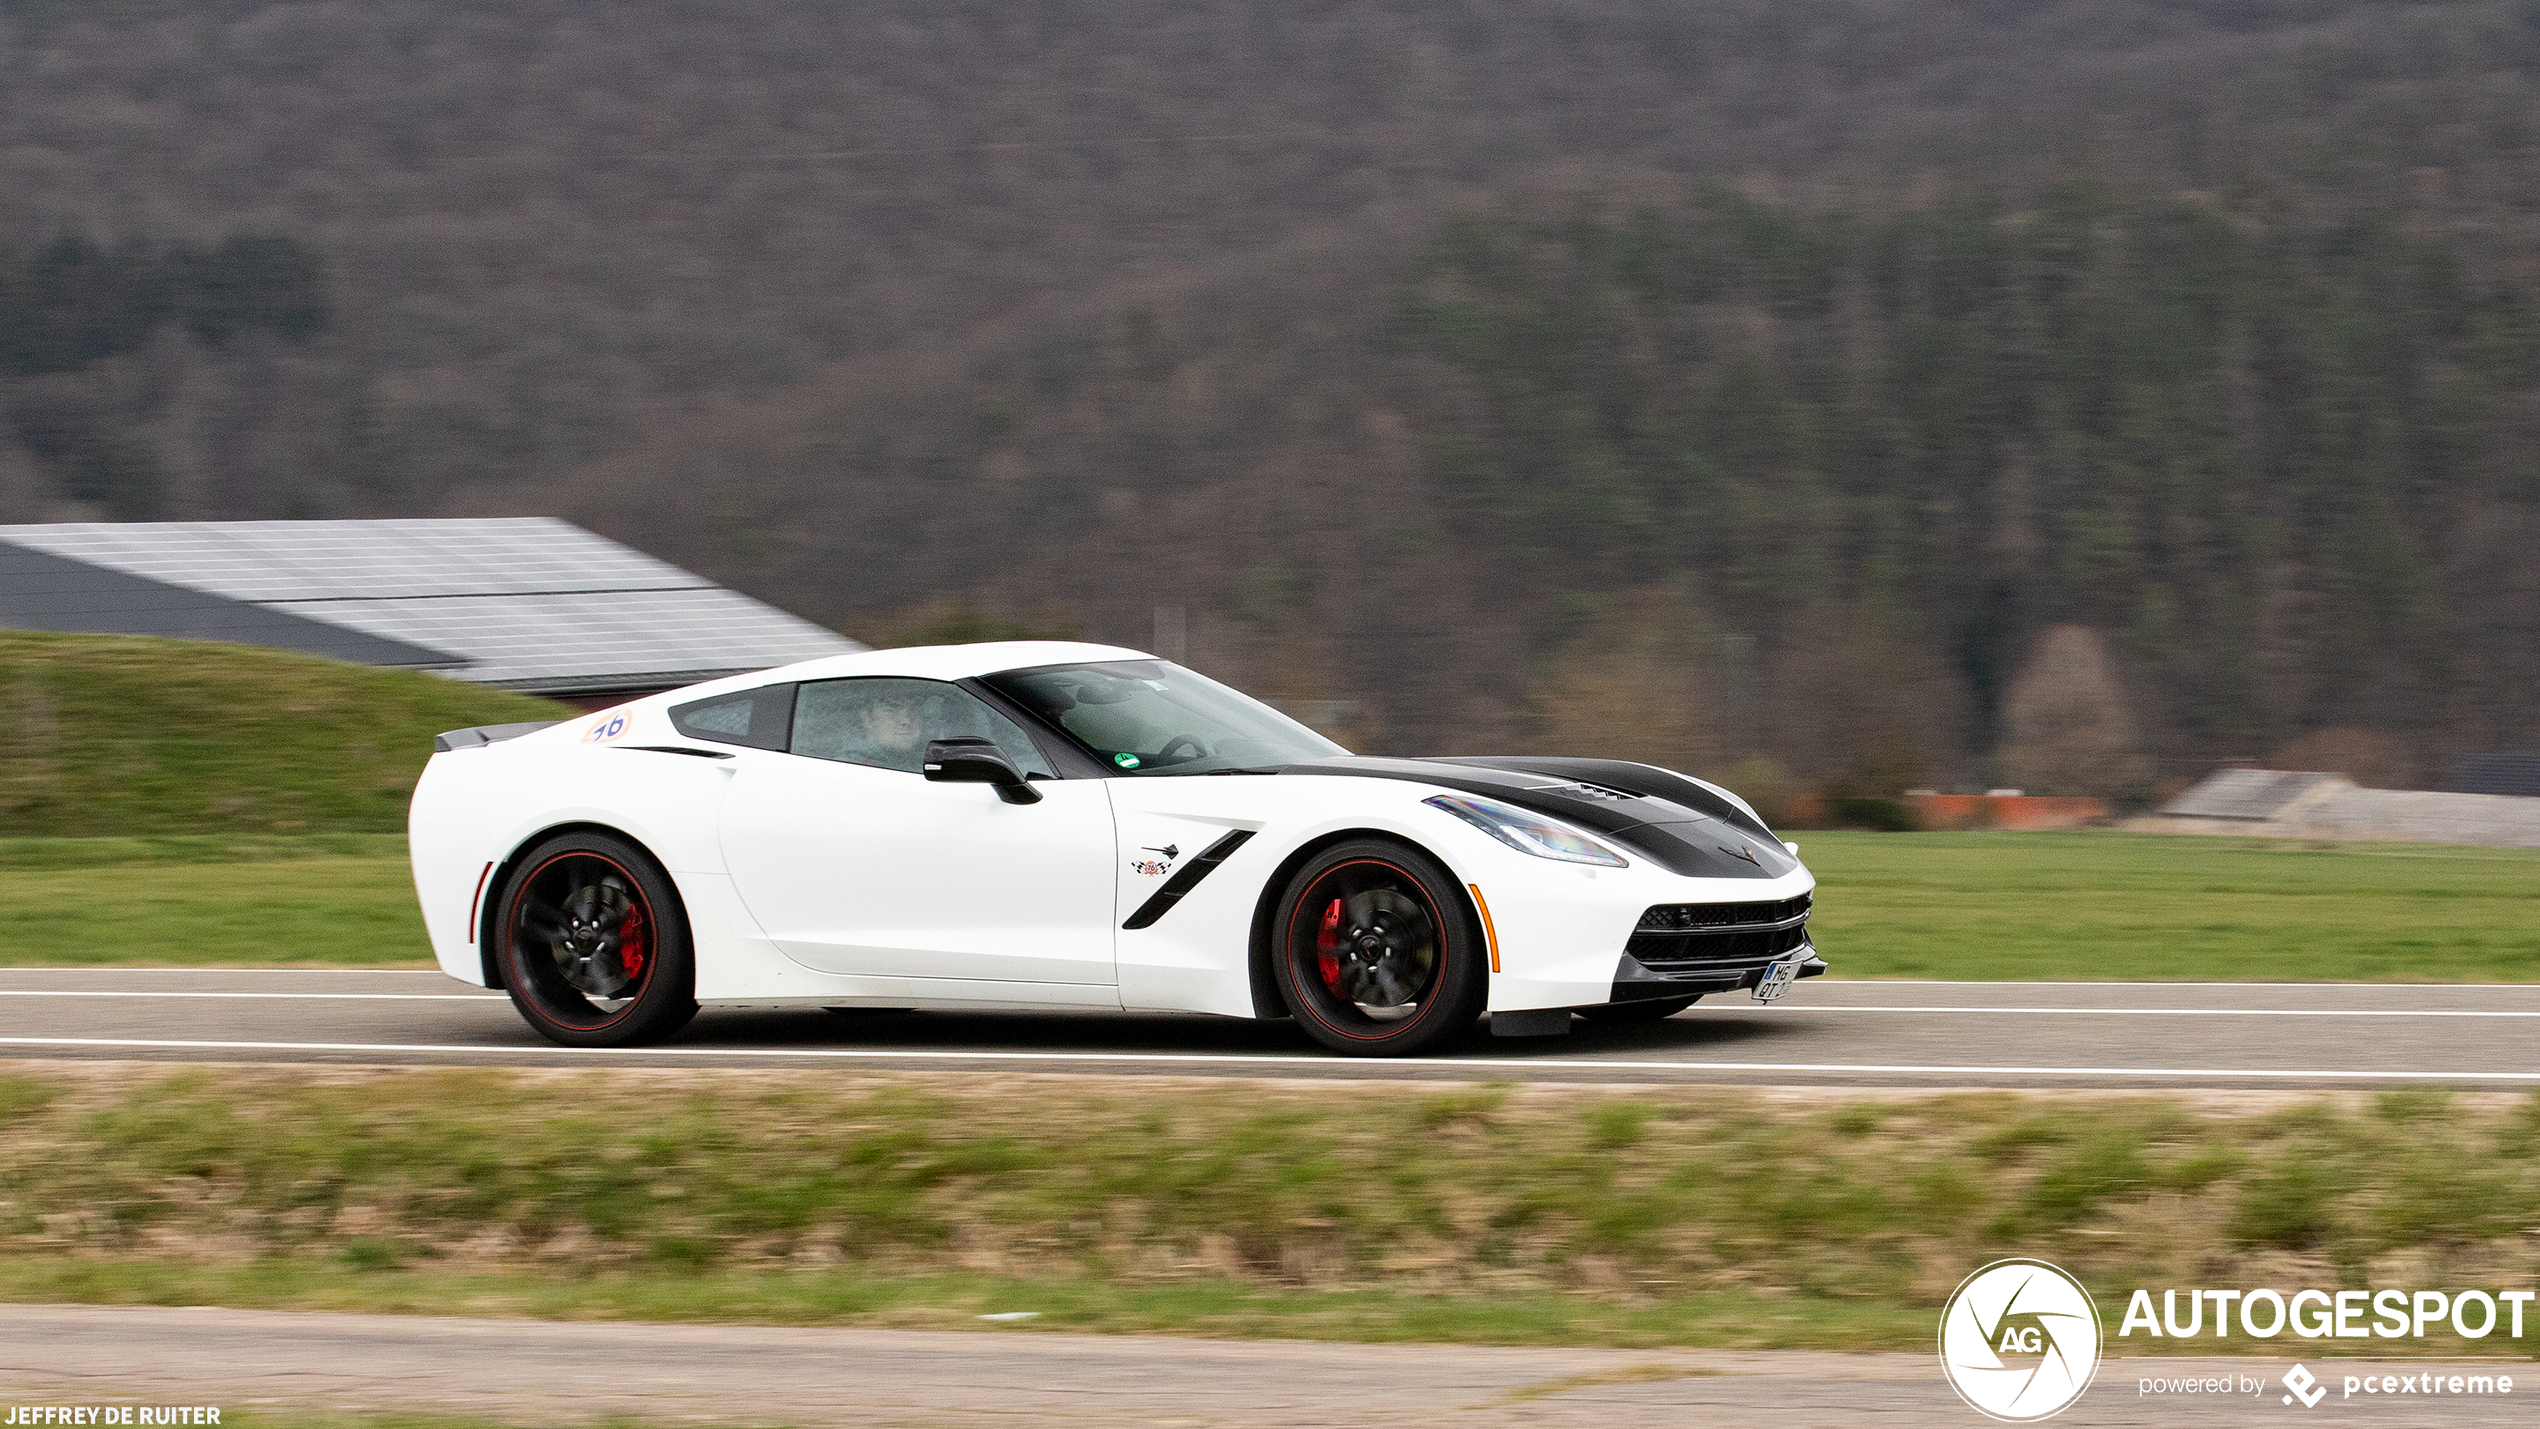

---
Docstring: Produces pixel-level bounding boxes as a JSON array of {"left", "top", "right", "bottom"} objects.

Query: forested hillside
[
  {"left": 4, "top": 0, "right": 2540, "bottom": 795},
  {"left": 1402, "top": 189, "right": 2540, "bottom": 792}
]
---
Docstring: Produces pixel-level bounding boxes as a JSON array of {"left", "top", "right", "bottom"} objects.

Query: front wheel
[
  {"left": 495, "top": 832, "right": 698, "bottom": 1047},
  {"left": 1273, "top": 839, "right": 1487, "bottom": 1057}
]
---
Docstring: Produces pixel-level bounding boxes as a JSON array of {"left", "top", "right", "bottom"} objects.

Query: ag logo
[
  {"left": 582, "top": 709, "right": 631, "bottom": 744},
  {"left": 1939, "top": 1259, "right": 2101, "bottom": 1422}
]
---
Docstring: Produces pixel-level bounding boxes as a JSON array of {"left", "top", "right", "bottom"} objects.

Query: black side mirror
[{"left": 922, "top": 737, "right": 1043, "bottom": 804}]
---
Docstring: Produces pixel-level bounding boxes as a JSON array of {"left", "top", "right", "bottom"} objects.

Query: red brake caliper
[
  {"left": 617, "top": 904, "right": 647, "bottom": 980},
  {"left": 1315, "top": 898, "right": 1344, "bottom": 991}
]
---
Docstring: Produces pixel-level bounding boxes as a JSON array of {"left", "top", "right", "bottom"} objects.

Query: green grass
[
  {"left": 5, "top": 827, "right": 2540, "bottom": 976},
  {"left": 0, "top": 832, "right": 413, "bottom": 869},
  {"left": 3, "top": 1067, "right": 2535, "bottom": 1354},
  {"left": 0, "top": 630, "right": 567, "bottom": 837},
  {"left": 1800, "top": 830, "right": 2540, "bottom": 981},
  {"left": 0, "top": 1261, "right": 1926, "bottom": 1351},
  {"left": 0, "top": 843, "right": 431, "bottom": 966}
]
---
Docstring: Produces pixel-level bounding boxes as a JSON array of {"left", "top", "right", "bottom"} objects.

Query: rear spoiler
[{"left": 432, "top": 720, "right": 561, "bottom": 753}]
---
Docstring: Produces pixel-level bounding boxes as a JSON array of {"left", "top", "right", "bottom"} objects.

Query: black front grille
[
  {"left": 1635, "top": 893, "right": 1809, "bottom": 932},
  {"left": 1627, "top": 894, "right": 1811, "bottom": 969}
]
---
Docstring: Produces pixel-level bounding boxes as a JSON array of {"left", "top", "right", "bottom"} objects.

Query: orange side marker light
[{"left": 1468, "top": 883, "right": 1501, "bottom": 973}]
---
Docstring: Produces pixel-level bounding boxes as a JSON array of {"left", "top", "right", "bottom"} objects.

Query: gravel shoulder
[{"left": 11, "top": 1303, "right": 2521, "bottom": 1428}]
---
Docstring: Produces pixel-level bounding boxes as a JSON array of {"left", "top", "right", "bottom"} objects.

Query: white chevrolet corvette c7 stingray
[{"left": 408, "top": 641, "right": 1822, "bottom": 1056}]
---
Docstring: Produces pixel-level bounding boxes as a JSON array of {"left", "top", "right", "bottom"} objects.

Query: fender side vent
[{"left": 1122, "top": 829, "right": 1256, "bottom": 930}]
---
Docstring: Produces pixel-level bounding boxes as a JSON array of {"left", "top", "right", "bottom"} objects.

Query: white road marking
[
  {"left": 3, "top": 972, "right": 2525, "bottom": 990},
  {"left": 0, "top": 989, "right": 2530, "bottom": 1015},
  {"left": 0, "top": 1036, "right": 2532, "bottom": 1080},
  {"left": 1688, "top": 1005, "right": 2540, "bottom": 1017},
  {"left": 0, "top": 990, "right": 505, "bottom": 1001}
]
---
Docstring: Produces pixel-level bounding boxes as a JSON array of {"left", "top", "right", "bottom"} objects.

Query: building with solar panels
[{"left": 0, "top": 518, "right": 865, "bottom": 705}]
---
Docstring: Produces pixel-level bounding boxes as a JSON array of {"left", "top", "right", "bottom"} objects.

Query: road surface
[{"left": 2, "top": 969, "right": 2534, "bottom": 1087}]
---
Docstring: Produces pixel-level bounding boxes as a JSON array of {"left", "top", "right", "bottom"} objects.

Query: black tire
[
  {"left": 1272, "top": 838, "right": 1487, "bottom": 1057},
  {"left": 494, "top": 831, "right": 698, "bottom": 1047},
  {"left": 1576, "top": 995, "right": 1700, "bottom": 1024}
]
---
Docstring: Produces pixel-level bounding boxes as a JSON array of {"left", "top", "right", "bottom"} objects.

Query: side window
[
  {"left": 668, "top": 683, "right": 796, "bottom": 751},
  {"left": 791, "top": 677, "right": 1056, "bottom": 778}
]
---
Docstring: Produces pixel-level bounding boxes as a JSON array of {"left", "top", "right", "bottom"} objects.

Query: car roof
[{"left": 664, "top": 640, "right": 1158, "bottom": 700}]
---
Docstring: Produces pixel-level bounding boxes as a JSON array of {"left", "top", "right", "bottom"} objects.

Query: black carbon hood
[{"left": 1279, "top": 755, "right": 1796, "bottom": 881}]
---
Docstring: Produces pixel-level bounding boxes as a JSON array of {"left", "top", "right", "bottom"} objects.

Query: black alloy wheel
[
  {"left": 496, "top": 831, "right": 697, "bottom": 1047},
  {"left": 1273, "top": 839, "right": 1486, "bottom": 1056},
  {"left": 1576, "top": 995, "right": 1701, "bottom": 1024}
]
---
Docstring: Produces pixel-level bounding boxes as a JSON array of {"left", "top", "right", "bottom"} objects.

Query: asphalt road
[
  {"left": 7, "top": 1304, "right": 2532, "bottom": 1428},
  {"left": 2, "top": 968, "right": 2535, "bottom": 1087}
]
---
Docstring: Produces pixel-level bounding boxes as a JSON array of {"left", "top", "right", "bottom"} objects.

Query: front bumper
[
  {"left": 1609, "top": 943, "right": 1828, "bottom": 1003},
  {"left": 1457, "top": 834, "right": 1817, "bottom": 1014}
]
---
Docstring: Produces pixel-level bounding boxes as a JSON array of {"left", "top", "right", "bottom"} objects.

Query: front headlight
[{"left": 1422, "top": 794, "right": 1629, "bottom": 867}]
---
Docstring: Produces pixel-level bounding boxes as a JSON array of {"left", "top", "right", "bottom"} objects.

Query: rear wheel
[
  {"left": 1576, "top": 995, "right": 1700, "bottom": 1024},
  {"left": 495, "top": 832, "right": 697, "bottom": 1047},
  {"left": 1273, "top": 839, "right": 1486, "bottom": 1057}
]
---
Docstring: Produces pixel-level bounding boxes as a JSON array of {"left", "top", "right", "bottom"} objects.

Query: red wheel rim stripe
[
  {"left": 506, "top": 850, "right": 652, "bottom": 1031},
  {"left": 1284, "top": 858, "right": 1448, "bottom": 1042}
]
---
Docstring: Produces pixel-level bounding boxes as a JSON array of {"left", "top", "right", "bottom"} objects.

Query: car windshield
[{"left": 983, "top": 660, "right": 1347, "bottom": 774}]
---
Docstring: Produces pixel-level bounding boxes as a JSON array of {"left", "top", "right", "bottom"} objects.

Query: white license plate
[{"left": 1752, "top": 955, "right": 1805, "bottom": 1003}]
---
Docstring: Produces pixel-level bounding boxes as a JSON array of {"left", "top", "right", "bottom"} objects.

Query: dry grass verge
[{"left": 3, "top": 1063, "right": 2536, "bottom": 1351}]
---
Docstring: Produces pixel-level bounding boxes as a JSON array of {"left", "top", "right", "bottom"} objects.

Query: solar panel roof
[
  {"left": 295, "top": 589, "right": 862, "bottom": 689},
  {"left": 0, "top": 518, "right": 710, "bottom": 601},
  {"left": 0, "top": 540, "right": 461, "bottom": 668},
  {"left": 0, "top": 518, "right": 863, "bottom": 693}
]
